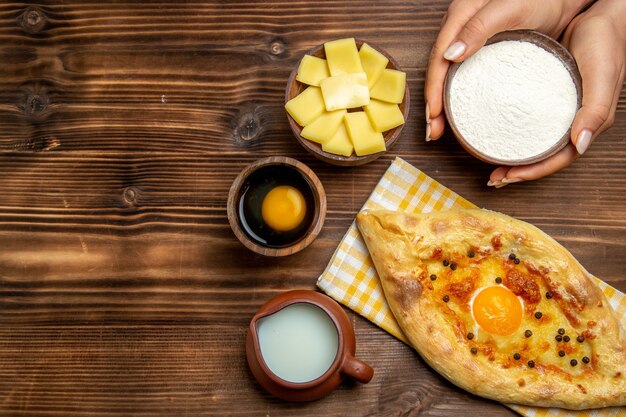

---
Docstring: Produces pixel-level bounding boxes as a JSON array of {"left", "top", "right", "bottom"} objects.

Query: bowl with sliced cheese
[{"left": 285, "top": 38, "right": 410, "bottom": 166}]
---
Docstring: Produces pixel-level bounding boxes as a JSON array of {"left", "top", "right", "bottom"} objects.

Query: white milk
[{"left": 257, "top": 303, "right": 339, "bottom": 383}]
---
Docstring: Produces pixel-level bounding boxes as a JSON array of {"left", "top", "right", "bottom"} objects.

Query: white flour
[{"left": 449, "top": 40, "right": 578, "bottom": 162}]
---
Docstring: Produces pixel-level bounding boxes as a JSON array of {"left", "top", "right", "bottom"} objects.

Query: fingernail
[
  {"left": 487, "top": 180, "right": 501, "bottom": 187},
  {"left": 443, "top": 41, "right": 466, "bottom": 60},
  {"left": 425, "top": 101, "right": 431, "bottom": 124},
  {"left": 494, "top": 182, "right": 509, "bottom": 189},
  {"left": 501, "top": 177, "right": 523, "bottom": 185},
  {"left": 576, "top": 129, "right": 593, "bottom": 155},
  {"left": 425, "top": 123, "right": 431, "bottom": 142}
]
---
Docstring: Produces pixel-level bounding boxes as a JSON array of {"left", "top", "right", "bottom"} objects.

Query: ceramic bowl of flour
[{"left": 443, "top": 30, "right": 582, "bottom": 166}]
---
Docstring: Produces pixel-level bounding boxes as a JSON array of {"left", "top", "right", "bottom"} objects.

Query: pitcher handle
[{"left": 341, "top": 355, "right": 374, "bottom": 383}]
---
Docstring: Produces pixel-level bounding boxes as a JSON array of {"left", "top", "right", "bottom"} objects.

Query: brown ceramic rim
[
  {"left": 285, "top": 39, "right": 410, "bottom": 166},
  {"left": 443, "top": 30, "right": 583, "bottom": 166},
  {"left": 248, "top": 292, "right": 344, "bottom": 389},
  {"left": 227, "top": 156, "right": 326, "bottom": 257}
]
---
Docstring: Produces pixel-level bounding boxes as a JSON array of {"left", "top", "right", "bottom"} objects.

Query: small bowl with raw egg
[
  {"left": 285, "top": 38, "right": 410, "bottom": 166},
  {"left": 227, "top": 156, "right": 326, "bottom": 257}
]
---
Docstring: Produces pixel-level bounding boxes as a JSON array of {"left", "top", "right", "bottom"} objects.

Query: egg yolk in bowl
[{"left": 261, "top": 185, "right": 307, "bottom": 232}]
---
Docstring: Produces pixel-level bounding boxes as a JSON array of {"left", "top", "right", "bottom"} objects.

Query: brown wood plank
[{"left": 0, "top": 1, "right": 624, "bottom": 416}]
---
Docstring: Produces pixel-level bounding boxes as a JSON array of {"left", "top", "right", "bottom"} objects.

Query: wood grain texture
[{"left": 0, "top": 1, "right": 624, "bottom": 416}]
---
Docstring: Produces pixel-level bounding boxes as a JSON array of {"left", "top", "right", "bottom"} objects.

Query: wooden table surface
[{"left": 1, "top": 1, "right": 624, "bottom": 416}]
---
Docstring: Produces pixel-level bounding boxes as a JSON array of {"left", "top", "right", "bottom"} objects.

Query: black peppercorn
[
  {"left": 495, "top": 277, "right": 502, "bottom": 284},
  {"left": 582, "top": 356, "right": 590, "bottom": 364},
  {"left": 470, "top": 347, "right": 478, "bottom": 355},
  {"left": 443, "top": 295, "right": 450, "bottom": 303},
  {"left": 514, "top": 258, "right": 520, "bottom": 264},
  {"left": 563, "top": 335, "right": 570, "bottom": 343},
  {"left": 513, "top": 353, "right": 521, "bottom": 360},
  {"left": 450, "top": 263, "right": 457, "bottom": 271},
  {"left": 443, "top": 259, "right": 450, "bottom": 267},
  {"left": 555, "top": 335, "right": 563, "bottom": 342},
  {"left": 577, "top": 335, "right": 584, "bottom": 343},
  {"left": 467, "top": 333, "right": 474, "bottom": 340},
  {"left": 468, "top": 250, "right": 475, "bottom": 258},
  {"left": 558, "top": 328, "right": 565, "bottom": 335},
  {"left": 570, "top": 359, "right": 578, "bottom": 367},
  {"left": 558, "top": 350, "right": 565, "bottom": 357},
  {"left": 528, "top": 360, "right": 535, "bottom": 368},
  {"left": 546, "top": 291, "right": 553, "bottom": 299},
  {"left": 525, "top": 330, "right": 532, "bottom": 338},
  {"left": 534, "top": 312, "right": 542, "bottom": 319},
  {"left": 430, "top": 274, "right": 437, "bottom": 281},
  {"left": 509, "top": 253, "right": 516, "bottom": 260}
]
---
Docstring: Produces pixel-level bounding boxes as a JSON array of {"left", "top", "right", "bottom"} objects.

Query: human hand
[
  {"left": 488, "top": 0, "right": 626, "bottom": 187},
  {"left": 425, "top": 0, "right": 592, "bottom": 142}
]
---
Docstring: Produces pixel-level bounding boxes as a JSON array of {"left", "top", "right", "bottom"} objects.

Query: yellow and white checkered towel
[{"left": 317, "top": 157, "right": 626, "bottom": 417}]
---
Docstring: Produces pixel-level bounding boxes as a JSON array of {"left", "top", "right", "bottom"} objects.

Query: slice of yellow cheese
[
  {"left": 296, "top": 55, "right": 330, "bottom": 87},
  {"left": 369, "top": 68, "right": 406, "bottom": 104},
  {"left": 364, "top": 99, "right": 405, "bottom": 132},
  {"left": 344, "top": 112, "right": 386, "bottom": 156},
  {"left": 284, "top": 86, "right": 325, "bottom": 127},
  {"left": 324, "top": 38, "right": 363, "bottom": 76},
  {"left": 322, "top": 123, "right": 354, "bottom": 157},
  {"left": 320, "top": 72, "right": 370, "bottom": 111},
  {"left": 301, "top": 109, "right": 347, "bottom": 145},
  {"left": 359, "top": 43, "right": 389, "bottom": 87}
]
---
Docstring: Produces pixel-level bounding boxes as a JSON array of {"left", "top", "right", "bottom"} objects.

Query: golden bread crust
[{"left": 356, "top": 208, "right": 625, "bottom": 409}]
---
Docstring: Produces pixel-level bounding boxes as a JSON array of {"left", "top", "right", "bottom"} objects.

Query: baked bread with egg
[{"left": 356, "top": 208, "right": 625, "bottom": 409}]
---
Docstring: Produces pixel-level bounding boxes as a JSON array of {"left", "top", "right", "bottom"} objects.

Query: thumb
[
  {"left": 443, "top": 2, "right": 525, "bottom": 61},
  {"left": 569, "top": 59, "right": 620, "bottom": 155}
]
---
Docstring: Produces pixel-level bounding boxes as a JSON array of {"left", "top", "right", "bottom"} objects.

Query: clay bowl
[
  {"left": 443, "top": 30, "right": 582, "bottom": 166},
  {"left": 285, "top": 39, "right": 410, "bottom": 166},
  {"left": 227, "top": 156, "right": 326, "bottom": 257},
  {"left": 246, "top": 290, "right": 374, "bottom": 401}
]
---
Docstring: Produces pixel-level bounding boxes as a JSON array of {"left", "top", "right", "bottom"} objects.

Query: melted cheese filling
[{"left": 424, "top": 252, "right": 593, "bottom": 376}]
